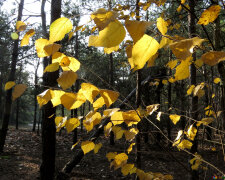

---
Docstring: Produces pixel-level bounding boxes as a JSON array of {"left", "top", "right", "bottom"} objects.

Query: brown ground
[{"left": 0, "top": 128, "right": 224, "bottom": 180}]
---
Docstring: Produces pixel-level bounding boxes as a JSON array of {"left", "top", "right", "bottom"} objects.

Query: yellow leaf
[
  {"left": 103, "top": 108, "right": 120, "bottom": 119},
  {"left": 146, "top": 104, "right": 160, "bottom": 115},
  {"left": 127, "top": 143, "right": 135, "bottom": 154},
  {"left": 194, "top": 59, "right": 203, "bottom": 68},
  {"left": 21, "top": 29, "right": 35, "bottom": 46},
  {"left": 111, "top": 111, "right": 124, "bottom": 125},
  {"left": 16, "top": 21, "right": 26, "bottom": 32},
  {"left": 81, "top": 141, "right": 95, "bottom": 154},
  {"left": 61, "top": 91, "right": 86, "bottom": 110},
  {"left": 104, "top": 45, "right": 119, "bottom": 54},
  {"left": 211, "top": 147, "right": 216, "bottom": 151},
  {"left": 159, "top": 36, "right": 173, "bottom": 49},
  {"left": 131, "top": 34, "right": 159, "bottom": 70},
  {"left": 170, "top": 37, "right": 205, "bottom": 59},
  {"left": 162, "top": 80, "right": 168, "bottom": 85},
  {"left": 52, "top": 52, "right": 66, "bottom": 63},
  {"left": 214, "top": 77, "right": 221, "bottom": 84},
  {"left": 91, "top": 8, "right": 119, "bottom": 31},
  {"left": 201, "top": 51, "right": 225, "bottom": 66},
  {"left": 66, "top": 57, "right": 80, "bottom": 72},
  {"left": 84, "top": 111, "right": 101, "bottom": 132},
  {"left": 169, "top": 114, "right": 181, "bottom": 125},
  {"left": 166, "top": 60, "right": 178, "bottom": 69},
  {"left": 163, "top": 174, "right": 173, "bottom": 180},
  {"left": 55, "top": 116, "right": 63, "bottom": 126},
  {"left": 65, "top": 118, "right": 80, "bottom": 133},
  {"left": 193, "top": 83, "right": 205, "bottom": 98},
  {"left": 71, "top": 139, "right": 80, "bottom": 150},
  {"left": 197, "top": 117, "right": 214, "bottom": 126},
  {"left": 157, "top": 17, "right": 168, "bottom": 35},
  {"left": 190, "top": 153, "right": 202, "bottom": 170},
  {"left": 125, "top": 20, "right": 152, "bottom": 43},
  {"left": 44, "top": 62, "right": 59, "bottom": 73},
  {"left": 198, "top": 5, "right": 221, "bottom": 25},
  {"left": 88, "top": 20, "right": 126, "bottom": 48},
  {"left": 51, "top": 90, "right": 65, "bottom": 107},
  {"left": 11, "top": 32, "right": 19, "bottom": 40},
  {"left": 49, "top": 17, "right": 73, "bottom": 43},
  {"left": 187, "top": 85, "right": 195, "bottom": 95},
  {"left": 44, "top": 43, "right": 61, "bottom": 56},
  {"left": 177, "top": 139, "right": 192, "bottom": 149},
  {"left": 125, "top": 128, "right": 139, "bottom": 142},
  {"left": 123, "top": 110, "right": 141, "bottom": 126},
  {"left": 94, "top": 143, "right": 102, "bottom": 154},
  {"left": 177, "top": 5, "right": 182, "bottom": 12},
  {"left": 37, "top": 89, "right": 54, "bottom": 107},
  {"left": 60, "top": 57, "right": 70, "bottom": 67},
  {"left": 121, "top": 164, "right": 135, "bottom": 176},
  {"left": 57, "top": 71, "right": 77, "bottom": 90},
  {"left": 12, "top": 84, "right": 27, "bottom": 101},
  {"left": 174, "top": 56, "right": 192, "bottom": 80},
  {"left": 93, "top": 96, "right": 105, "bottom": 111},
  {"left": 156, "top": 111, "right": 162, "bottom": 121},
  {"left": 106, "top": 152, "right": 117, "bottom": 161},
  {"left": 5, "top": 81, "right": 16, "bottom": 90},
  {"left": 56, "top": 116, "right": 67, "bottom": 132},
  {"left": 35, "top": 38, "right": 50, "bottom": 58},
  {"left": 81, "top": 83, "right": 99, "bottom": 104},
  {"left": 104, "top": 122, "right": 112, "bottom": 137},
  {"left": 100, "top": 89, "right": 119, "bottom": 107},
  {"left": 187, "top": 124, "right": 197, "bottom": 141},
  {"left": 136, "top": 169, "right": 147, "bottom": 180},
  {"left": 112, "top": 126, "right": 124, "bottom": 140},
  {"left": 114, "top": 153, "right": 128, "bottom": 167}
]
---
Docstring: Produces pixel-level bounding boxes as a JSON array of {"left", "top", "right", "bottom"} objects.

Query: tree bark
[
  {"left": 40, "top": 0, "right": 61, "bottom": 179},
  {"left": 0, "top": 0, "right": 24, "bottom": 152}
]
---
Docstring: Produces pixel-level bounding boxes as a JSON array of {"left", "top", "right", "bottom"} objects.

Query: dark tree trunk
[
  {"left": 188, "top": 0, "right": 199, "bottom": 179},
  {"left": 40, "top": 0, "right": 61, "bottom": 179},
  {"left": 0, "top": 0, "right": 24, "bottom": 152}
]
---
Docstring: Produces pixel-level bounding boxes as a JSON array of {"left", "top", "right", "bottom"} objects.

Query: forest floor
[{"left": 0, "top": 127, "right": 224, "bottom": 180}]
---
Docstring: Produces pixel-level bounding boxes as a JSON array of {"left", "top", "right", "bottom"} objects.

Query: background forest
[{"left": 0, "top": 0, "right": 225, "bottom": 180}]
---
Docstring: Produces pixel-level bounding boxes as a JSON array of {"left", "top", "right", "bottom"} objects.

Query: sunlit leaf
[
  {"left": 157, "top": 17, "right": 168, "bottom": 35},
  {"left": 44, "top": 62, "right": 59, "bottom": 73},
  {"left": 62, "top": 57, "right": 80, "bottom": 72},
  {"left": 65, "top": 118, "right": 80, "bottom": 133},
  {"left": 147, "top": 52, "right": 158, "bottom": 67},
  {"left": 93, "top": 96, "right": 105, "bottom": 111},
  {"left": 81, "top": 141, "right": 95, "bottom": 154},
  {"left": 111, "top": 111, "right": 124, "bottom": 125},
  {"left": 114, "top": 153, "right": 128, "bottom": 167},
  {"left": 197, "top": 117, "right": 214, "bottom": 126},
  {"left": 198, "top": 5, "right": 221, "bottom": 25},
  {"left": 51, "top": 90, "right": 65, "bottom": 107},
  {"left": 16, "top": 21, "right": 26, "bottom": 32},
  {"left": 35, "top": 38, "right": 50, "bottom": 58},
  {"left": 94, "top": 143, "right": 102, "bottom": 154},
  {"left": 57, "top": 71, "right": 77, "bottom": 90},
  {"left": 84, "top": 111, "right": 101, "bottom": 132},
  {"left": 130, "top": 34, "right": 159, "bottom": 70},
  {"left": 187, "top": 124, "right": 197, "bottom": 141},
  {"left": 174, "top": 56, "right": 192, "bottom": 80},
  {"left": 11, "top": 32, "right": 19, "bottom": 40},
  {"left": 37, "top": 89, "right": 54, "bottom": 107},
  {"left": 21, "top": 29, "right": 35, "bottom": 46},
  {"left": 44, "top": 43, "right": 61, "bottom": 56},
  {"left": 170, "top": 37, "right": 205, "bottom": 59},
  {"left": 169, "top": 114, "right": 181, "bottom": 125},
  {"left": 125, "top": 20, "right": 152, "bottom": 43},
  {"left": 104, "top": 122, "right": 112, "bottom": 137},
  {"left": 146, "top": 104, "right": 160, "bottom": 115},
  {"left": 177, "top": 139, "right": 192, "bottom": 149},
  {"left": 52, "top": 52, "right": 66, "bottom": 63},
  {"left": 81, "top": 83, "right": 99, "bottom": 104},
  {"left": 88, "top": 20, "right": 126, "bottom": 48},
  {"left": 159, "top": 36, "right": 173, "bottom": 49},
  {"left": 5, "top": 81, "right": 16, "bottom": 91},
  {"left": 201, "top": 51, "right": 225, "bottom": 66},
  {"left": 124, "top": 128, "right": 139, "bottom": 142},
  {"left": 127, "top": 143, "right": 135, "bottom": 154},
  {"left": 100, "top": 89, "right": 119, "bottom": 107},
  {"left": 49, "top": 17, "right": 73, "bottom": 43},
  {"left": 112, "top": 126, "right": 124, "bottom": 140},
  {"left": 55, "top": 116, "right": 63, "bottom": 126},
  {"left": 104, "top": 45, "right": 119, "bottom": 54},
  {"left": 103, "top": 108, "right": 120, "bottom": 119},
  {"left": 123, "top": 110, "right": 141, "bottom": 126},
  {"left": 12, "top": 84, "right": 27, "bottom": 101},
  {"left": 166, "top": 60, "right": 178, "bottom": 69},
  {"left": 187, "top": 85, "right": 195, "bottom": 95},
  {"left": 91, "top": 8, "right": 119, "bottom": 30},
  {"left": 61, "top": 91, "right": 86, "bottom": 110},
  {"left": 190, "top": 153, "right": 202, "bottom": 170},
  {"left": 56, "top": 116, "right": 67, "bottom": 132}
]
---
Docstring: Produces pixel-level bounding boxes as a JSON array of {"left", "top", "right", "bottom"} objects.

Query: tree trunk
[
  {"left": 188, "top": 0, "right": 199, "bottom": 179},
  {"left": 40, "top": 0, "right": 61, "bottom": 179},
  {"left": 0, "top": 0, "right": 24, "bottom": 152}
]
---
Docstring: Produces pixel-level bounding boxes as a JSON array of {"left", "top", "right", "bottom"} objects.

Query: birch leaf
[
  {"left": 44, "top": 43, "right": 61, "bottom": 56},
  {"left": 187, "top": 124, "right": 197, "bottom": 141},
  {"left": 130, "top": 34, "right": 159, "bottom": 70},
  {"left": 81, "top": 141, "right": 95, "bottom": 154},
  {"left": 65, "top": 118, "right": 80, "bottom": 133},
  {"left": 21, "top": 29, "right": 35, "bottom": 46},
  {"left": 201, "top": 51, "right": 225, "bottom": 66},
  {"left": 5, "top": 81, "right": 16, "bottom": 90},
  {"left": 214, "top": 77, "right": 221, "bottom": 84},
  {"left": 37, "top": 89, "right": 54, "bottom": 107},
  {"left": 198, "top": 5, "right": 221, "bottom": 25},
  {"left": 88, "top": 20, "right": 126, "bottom": 48},
  {"left": 51, "top": 90, "right": 65, "bottom": 107},
  {"left": 12, "top": 84, "right": 27, "bottom": 101},
  {"left": 127, "top": 143, "right": 135, "bottom": 154},
  {"left": 81, "top": 83, "right": 99, "bottom": 104},
  {"left": 44, "top": 62, "right": 59, "bottom": 73},
  {"left": 94, "top": 143, "right": 102, "bottom": 154},
  {"left": 100, "top": 89, "right": 119, "bottom": 107},
  {"left": 169, "top": 114, "right": 181, "bottom": 125},
  {"left": 157, "top": 17, "right": 168, "bottom": 35},
  {"left": 49, "top": 17, "right": 73, "bottom": 43},
  {"left": 35, "top": 38, "right": 50, "bottom": 58},
  {"left": 16, "top": 21, "right": 26, "bottom": 32},
  {"left": 57, "top": 71, "right": 77, "bottom": 90}
]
